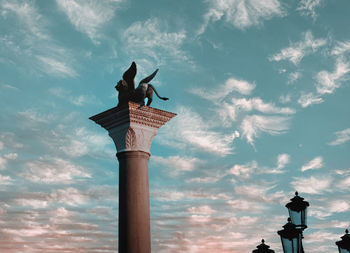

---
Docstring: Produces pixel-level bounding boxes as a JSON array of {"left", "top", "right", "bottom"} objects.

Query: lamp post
[
  {"left": 252, "top": 239, "right": 275, "bottom": 253},
  {"left": 336, "top": 229, "right": 350, "bottom": 253},
  {"left": 285, "top": 192, "right": 309, "bottom": 230},
  {"left": 278, "top": 218, "right": 304, "bottom": 253},
  {"left": 278, "top": 192, "right": 309, "bottom": 253}
]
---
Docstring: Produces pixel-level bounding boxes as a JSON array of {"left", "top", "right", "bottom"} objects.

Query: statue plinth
[{"left": 90, "top": 102, "right": 176, "bottom": 253}]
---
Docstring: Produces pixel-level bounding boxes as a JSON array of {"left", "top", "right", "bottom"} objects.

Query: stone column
[{"left": 89, "top": 102, "right": 176, "bottom": 253}]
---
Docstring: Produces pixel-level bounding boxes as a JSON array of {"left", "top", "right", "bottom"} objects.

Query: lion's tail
[{"left": 149, "top": 84, "right": 169, "bottom": 101}]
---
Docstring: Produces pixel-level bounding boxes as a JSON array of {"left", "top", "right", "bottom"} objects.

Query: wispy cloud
[
  {"left": 315, "top": 59, "right": 350, "bottom": 94},
  {"left": 287, "top": 72, "right": 301, "bottom": 84},
  {"left": 331, "top": 41, "right": 350, "bottom": 56},
  {"left": 158, "top": 106, "right": 237, "bottom": 156},
  {"left": 21, "top": 157, "right": 91, "bottom": 184},
  {"left": 328, "top": 128, "right": 350, "bottom": 146},
  {"left": 216, "top": 97, "right": 294, "bottom": 126},
  {"left": 269, "top": 31, "right": 326, "bottom": 65},
  {"left": 123, "top": 18, "right": 188, "bottom": 68},
  {"left": 338, "top": 176, "right": 350, "bottom": 189},
  {"left": 1, "top": 0, "right": 48, "bottom": 39},
  {"left": 192, "top": 77, "right": 255, "bottom": 103},
  {"left": 291, "top": 175, "right": 332, "bottom": 194},
  {"left": 228, "top": 153, "right": 289, "bottom": 178},
  {"left": 37, "top": 56, "right": 77, "bottom": 78},
  {"left": 56, "top": 0, "right": 122, "bottom": 44},
  {"left": 229, "top": 161, "right": 258, "bottom": 179},
  {"left": 0, "top": 0, "right": 78, "bottom": 78},
  {"left": 0, "top": 153, "right": 17, "bottom": 170},
  {"left": 301, "top": 156, "right": 324, "bottom": 172},
  {"left": 152, "top": 155, "right": 201, "bottom": 176},
  {"left": 277, "top": 153, "right": 290, "bottom": 169},
  {"left": 49, "top": 87, "right": 101, "bottom": 106},
  {"left": 297, "top": 58, "right": 350, "bottom": 108},
  {"left": 198, "top": 0, "right": 285, "bottom": 35},
  {"left": 297, "top": 92, "right": 323, "bottom": 108},
  {"left": 50, "top": 187, "right": 89, "bottom": 206},
  {"left": 231, "top": 97, "right": 295, "bottom": 114},
  {"left": 0, "top": 174, "right": 12, "bottom": 185},
  {"left": 240, "top": 115, "right": 291, "bottom": 145},
  {"left": 297, "top": 0, "right": 323, "bottom": 20}
]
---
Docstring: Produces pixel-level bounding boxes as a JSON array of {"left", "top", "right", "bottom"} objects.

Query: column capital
[{"left": 89, "top": 102, "right": 176, "bottom": 154}]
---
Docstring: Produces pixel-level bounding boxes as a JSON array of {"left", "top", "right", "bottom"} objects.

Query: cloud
[
  {"left": 0, "top": 153, "right": 18, "bottom": 170},
  {"left": 331, "top": 41, "right": 350, "bottom": 56},
  {"left": 36, "top": 56, "right": 77, "bottom": 78},
  {"left": 1, "top": 0, "right": 78, "bottom": 78},
  {"left": 186, "top": 175, "right": 223, "bottom": 184},
  {"left": 279, "top": 94, "right": 291, "bottom": 104},
  {"left": 50, "top": 187, "right": 89, "bottom": 206},
  {"left": 297, "top": 92, "right": 323, "bottom": 108},
  {"left": 1, "top": 0, "right": 48, "bottom": 39},
  {"left": 49, "top": 87, "right": 102, "bottom": 106},
  {"left": 188, "top": 205, "right": 216, "bottom": 216},
  {"left": 338, "top": 176, "right": 350, "bottom": 189},
  {"left": 298, "top": 59, "right": 350, "bottom": 108},
  {"left": 215, "top": 97, "right": 294, "bottom": 127},
  {"left": 291, "top": 175, "right": 332, "bottom": 194},
  {"left": 192, "top": 77, "right": 256, "bottom": 102},
  {"left": 287, "top": 72, "right": 301, "bottom": 84},
  {"left": 0, "top": 174, "right": 12, "bottom": 185},
  {"left": 56, "top": 0, "right": 122, "bottom": 44},
  {"left": 307, "top": 231, "right": 340, "bottom": 243},
  {"left": 228, "top": 161, "right": 258, "bottom": 179},
  {"left": 316, "top": 59, "right": 350, "bottom": 94},
  {"left": 158, "top": 106, "right": 237, "bottom": 156},
  {"left": 21, "top": 157, "right": 91, "bottom": 184},
  {"left": 228, "top": 154, "right": 290, "bottom": 178},
  {"left": 45, "top": 126, "right": 112, "bottom": 158},
  {"left": 152, "top": 155, "right": 201, "bottom": 176},
  {"left": 269, "top": 31, "right": 326, "bottom": 65},
  {"left": 123, "top": 18, "right": 188, "bottom": 66},
  {"left": 240, "top": 115, "right": 291, "bottom": 145},
  {"left": 234, "top": 184, "right": 285, "bottom": 204},
  {"left": 277, "top": 153, "right": 290, "bottom": 169},
  {"left": 227, "top": 199, "right": 266, "bottom": 212},
  {"left": 198, "top": 0, "right": 285, "bottom": 34},
  {"left": 301, "top": 156, "right": 324, "bottom": 172},
  {"left": 296, "top": 0, "right": 323, "bottom": 20},
  {"left": 328, "top": 200, "right": 350, "bottom": 213},
  {"left": 230, "top": 97, "right": 295, "bottom": 114},
  {"left": 16, "top": 199, "right": 49, "bottom": 209}
]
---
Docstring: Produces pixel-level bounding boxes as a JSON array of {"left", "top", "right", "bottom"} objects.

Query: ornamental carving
[{"left": 108, "top": 124, "right": 158, "bottom": 154}]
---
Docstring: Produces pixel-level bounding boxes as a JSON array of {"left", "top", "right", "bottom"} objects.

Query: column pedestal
[{"left": 89, "top": 102, "right": 176, "bottom": 253}]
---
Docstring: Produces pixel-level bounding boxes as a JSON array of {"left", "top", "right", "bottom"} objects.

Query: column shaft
[{"left": 117, "top": 151, "right": 151, "bottom": 253}]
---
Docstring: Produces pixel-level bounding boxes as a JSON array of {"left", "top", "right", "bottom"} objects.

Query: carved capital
[
  {"left": 89, "top": 102, "right": 176, "bottom": 155},
  {"left": 108, "top": 124, "right": 157, "bottom": 154}
]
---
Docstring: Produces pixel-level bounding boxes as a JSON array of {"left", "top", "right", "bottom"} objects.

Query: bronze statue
[{"left": 115, "top": 62, "right": 168, "bottom": 107}]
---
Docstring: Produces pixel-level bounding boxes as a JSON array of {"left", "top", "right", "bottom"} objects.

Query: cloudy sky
[{"left": 1, "top": 0, "right": 350, "bottom": 252}]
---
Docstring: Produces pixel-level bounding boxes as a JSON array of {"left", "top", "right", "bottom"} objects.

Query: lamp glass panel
[
  {"left": 339, "top": 248, "right": 350, "bottom": 253},
  {"left": 303, "top": 209, "right": 307, "bottom": 227},
  {"left": 288, "top": 209, "right": 302, "bottom": 227},
  {"left": 281, "top": 237, "right": 293, "bottom": 253}
]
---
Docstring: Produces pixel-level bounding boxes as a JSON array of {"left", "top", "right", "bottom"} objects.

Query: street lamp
[
  {"left": 277, "top": 218, "right": 304, "bottom": 253},
  {"left": 336, "top": 229, "right": 350, "bottom": 253},
  {"left": 285, "top": 192, "right": 309, "bottom": 230},
  {"left": 252, "top": 239, "right": 275, "bottom": 253}
]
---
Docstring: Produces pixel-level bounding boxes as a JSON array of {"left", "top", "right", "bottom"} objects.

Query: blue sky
[{"left": 0, "top": 0, "right": 350, "bottom": 252}]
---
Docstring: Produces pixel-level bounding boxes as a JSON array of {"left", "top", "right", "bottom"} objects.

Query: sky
[{"left": 0, "top": 0, "right": 350, "bottom": 252}]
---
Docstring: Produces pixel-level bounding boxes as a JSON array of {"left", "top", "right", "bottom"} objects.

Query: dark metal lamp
[
  {"left": 336, "top": 229, "right": 350, "bottom": 253},
  {"left": 285, "top": 192, "right": 309, "bottom": 230}
]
